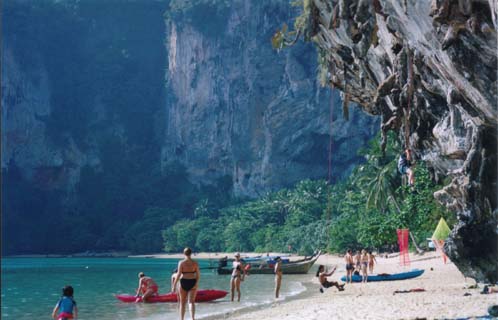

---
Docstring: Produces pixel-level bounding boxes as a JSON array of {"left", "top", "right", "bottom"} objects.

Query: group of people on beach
[
  {"left": 227, "top": 251, "right": 284, "bottom": 301},
  {"left": 133, "top": 248, "right": 282, "bottom": 320},
  {"left": 344, "top": 249, "right": 377, "bottom": 283},
  {"left": 314, "top": 248, "right": 376, "bottom": 293},
  {"left": 52, "top": 248, "right": 369, "bottom": 320}
]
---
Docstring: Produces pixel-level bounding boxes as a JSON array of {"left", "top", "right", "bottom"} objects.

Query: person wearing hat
[
  {"left": 274, "top": 257, "right": 283, "bottom": 298},
  {"left": 230, "top": 252, "right": 246, "bottom": 302}
]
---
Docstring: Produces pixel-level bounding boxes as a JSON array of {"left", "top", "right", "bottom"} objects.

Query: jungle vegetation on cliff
[
  {"left": 161, "top": 133, "right": 456, "bottom": 255},
  {"left": 2, "top": 0, "right": 460, "bottom": 258}
]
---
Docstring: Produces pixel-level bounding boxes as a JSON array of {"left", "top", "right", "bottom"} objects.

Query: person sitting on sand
[
  {"left": 368, "top": 251, "right": 377, "bottom": 274},
  {"left": 481, "top": 285, "right": 498, "bottom": 294},
  {"left": 345, "top": 249, "right": 354, "bottom": 283},
  {"left": 361, "top": 250, "right": 369, "bottom": 283},
  {"left": 230, "top": 252, "right": 246, "bottom": 302},
  {"left": 136, "top": 272, "right": 159, "bottom": 302},
  {"left": 316, "top": 265, "right": 345, "bottom": 292},
  {"left": 274, "top": 257, "right": 283, "bottom": 299}
]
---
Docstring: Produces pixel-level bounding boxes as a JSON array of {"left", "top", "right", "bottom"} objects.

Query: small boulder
[{"left": 488, "top": 305, "right": 498, "bottom": 317}]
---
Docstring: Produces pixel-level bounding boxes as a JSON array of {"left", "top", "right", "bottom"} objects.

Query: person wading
[
  {"left": 274, "top": 257, "right": 283, "bottom": 298},
  {"left": 230, "top": 253, "right": 246, "bottom": 302},
  {"left": 173, "top": 247, "right": 200, "bottom": 320}
]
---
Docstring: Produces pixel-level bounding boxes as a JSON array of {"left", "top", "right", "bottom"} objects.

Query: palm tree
[
  {"left": 355, "top": 137, "right": 424, "bottom": 253},
  {"left": 364, "top": 160, "right": 400, "bottom": 213}
]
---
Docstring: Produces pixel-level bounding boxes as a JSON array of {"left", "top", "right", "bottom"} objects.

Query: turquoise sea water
[{"left": 1, "top": 257, "right": 306, "bottom": 319}]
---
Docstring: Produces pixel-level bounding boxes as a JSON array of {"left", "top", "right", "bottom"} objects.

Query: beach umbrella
[{"left": 431, "top": 218, "right": 451, "bottom": 263}]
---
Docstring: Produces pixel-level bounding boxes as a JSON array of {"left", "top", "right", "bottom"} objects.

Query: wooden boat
[
  {"left": 241, "top": 255, "right": 290, "bottom": 264},
  {"left": 340, "top": 269, "right": 424, "bottom": 282},
  {"left": 217, "top": 252, "right": 320, "bottom": 275}
]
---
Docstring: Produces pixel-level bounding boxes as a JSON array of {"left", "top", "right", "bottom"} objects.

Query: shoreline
[
  {"left": 3, "top": 251, "right": 297, "bottom": 260},
  {"left": 200, "top": 278, "right": 318, "bottom": 320},
  {"left": 4, "top": 251, "right": 131, "bottom": 258},
  {"left": 223, "top": 252, "right": 496, "bottom": 320},
  {"left": 129, "top": 251, "right": 302, "bottom": 260},
  {"left": 4, "top": 251, "right": 496, "bottom": 319}
]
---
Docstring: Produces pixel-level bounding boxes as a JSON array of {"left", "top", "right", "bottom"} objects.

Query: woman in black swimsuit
[{"left": 173, "top": 247, "right": 200, "bottom": 320}]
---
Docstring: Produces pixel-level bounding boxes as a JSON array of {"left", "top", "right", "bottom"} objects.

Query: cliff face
[
  {"left": 1, "top": 1, "right": 169, "bottom": 187},
  {"left": 1, "top": 0, "right": 378, "bottom": 199},
  {"left": 305, "top": 0, "right": 497, "bottom": 281},
  {"left": 163, "top": 1, "right": 379, "bottom": 197},
  {"left": 1, "top": 1, "right": 170, "bottom": 253},
  {"left": 1, "top": 0, "right": 378, "bottom": 253}
]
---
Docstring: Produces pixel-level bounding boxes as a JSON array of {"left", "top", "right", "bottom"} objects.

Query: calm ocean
[{"left": 1, "top": 257, "right": 307, "bottom": 319}]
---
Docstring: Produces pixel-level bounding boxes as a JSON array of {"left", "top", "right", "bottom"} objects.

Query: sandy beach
[
  {"left": 130, "top": 251, "right": 497, "bottom": 319},
  {"left": 226, "top": 252, "right": 496, "bottom": 320},
  {"left": 130, "top": 251, "right": 293, "bottom": 260}
]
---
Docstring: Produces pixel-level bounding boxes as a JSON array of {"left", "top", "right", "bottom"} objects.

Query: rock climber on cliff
[{"left": 398, "top": 149, "right": 415, "bottom": 186}]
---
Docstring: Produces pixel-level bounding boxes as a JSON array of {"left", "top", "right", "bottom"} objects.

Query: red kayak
[{"left": 116, "top": 289, "right": 228, "bottom": 303}]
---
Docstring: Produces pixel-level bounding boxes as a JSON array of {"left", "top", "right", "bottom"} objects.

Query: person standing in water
[
  {"left": 344, "top": 249, "right": 354, "bottom": 283},
  {"left": 274, "top": 257, "right": 283, "bottom": 298},
  {"left": 173, "top": 247, "right": 200, "bottom": 320},
  {"left": 171, "top": 268, "right": 179, "bottom": 292},
  {"left": 230, "top": 252, "right": 246, "bottom": 302},
  {"left": 52, "top": 285, "right": 78, "bottom": 320},
  {"left": 135, "top": 272, "right": 159, "bottom": 302}
]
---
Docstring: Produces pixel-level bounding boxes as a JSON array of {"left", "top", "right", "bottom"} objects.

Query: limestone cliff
[
  {"left": 300, "top": 0, "right": 497, "bottom": 281},
  {"left": 1, "top": 0, "right": 378, "bottom": 253},
  {"left": 162, "top": 1, "right": 379, "bottom": 197}
]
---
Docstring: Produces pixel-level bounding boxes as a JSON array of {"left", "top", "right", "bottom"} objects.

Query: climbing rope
[
  {"left": 404, "top": 48, "right": 414, "bottom": 149},
  {"left": 326, "top": 62, "right": 335, "bottom": 248}
]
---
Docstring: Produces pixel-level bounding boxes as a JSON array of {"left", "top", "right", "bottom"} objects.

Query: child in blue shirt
[{"left": 52, "top": 285, "right": 78, "bottom": 320}]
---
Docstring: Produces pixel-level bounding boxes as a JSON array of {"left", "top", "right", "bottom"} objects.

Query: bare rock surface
[
  {"left": 162, "top": 1, "right": 379, "bottom": 197},
  {"left": 306, "top": 0, "right": 497, "bottom": 282}
]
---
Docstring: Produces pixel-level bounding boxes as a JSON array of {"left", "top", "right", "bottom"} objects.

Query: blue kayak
[{"left": 340, "top": 269, "right": 424, "bottom": 282}]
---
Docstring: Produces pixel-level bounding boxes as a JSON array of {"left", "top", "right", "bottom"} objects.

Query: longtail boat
[{"left": 217, "top": 251, "right": 321, "bottom": 275}]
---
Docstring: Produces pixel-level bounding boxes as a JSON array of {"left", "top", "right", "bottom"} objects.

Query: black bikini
[
  {"left": 180, "top": 270, "right": 197, "bottom": 291},
  {"left": 180, "top": 278, "right": 197, "bottom": 291}
]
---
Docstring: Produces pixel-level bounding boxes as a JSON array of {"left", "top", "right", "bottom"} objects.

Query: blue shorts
[{"left": 399, "top": 165, "right": 409, "bottom": 175}]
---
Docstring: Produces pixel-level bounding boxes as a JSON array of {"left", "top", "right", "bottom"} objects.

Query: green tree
[{"left": 125, "top": 207, "right": 179, "bottom": 253}]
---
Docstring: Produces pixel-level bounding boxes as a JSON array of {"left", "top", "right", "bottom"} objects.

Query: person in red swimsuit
[{"left": 135, "top": 272, "right": 159, "bottom": 302}]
